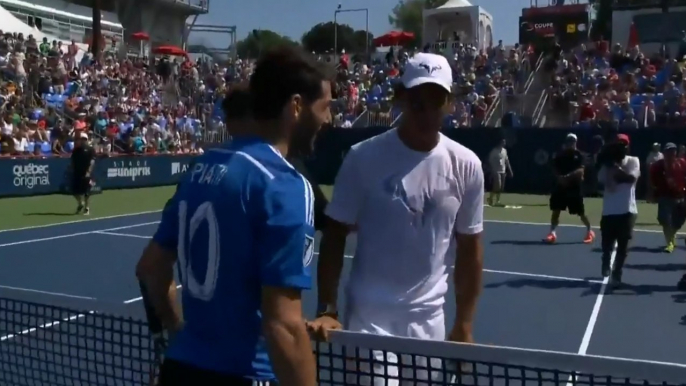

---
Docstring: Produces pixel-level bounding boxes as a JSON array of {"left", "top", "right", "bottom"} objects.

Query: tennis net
[
  {"left": 316, "top": 330, "right": 686, "bottom": 386},
  {"left": 3, "top": 296, "right": 686, "bottom": 386},
  {"left": 0, "top": 297, "right": 157, "bottom": 386}
]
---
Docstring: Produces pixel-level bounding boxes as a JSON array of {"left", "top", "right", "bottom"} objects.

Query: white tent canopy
[
  {"left": 423, "top": 0, "right": 494, "bottom": 50},
  {"left": 0, "top": 5, "right": 87, "bottom": 61}
]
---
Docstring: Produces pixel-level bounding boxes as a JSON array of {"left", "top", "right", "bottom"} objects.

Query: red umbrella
[
  {"left": 152, "top": 45, "right": 188, "bottom": 57},
  {"left": 131, "top": 32, "right": 150, "bottom": 41},
  {"left": 627, "top": 22, "right": 639, "bottom": 49},
  {"left": 373, "top": 31, "right": 415, "bottom": 47}
]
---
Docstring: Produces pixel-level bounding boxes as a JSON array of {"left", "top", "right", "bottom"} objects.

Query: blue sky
[{"left": 189, "top": 0, "right": 566, "bottom": 48}]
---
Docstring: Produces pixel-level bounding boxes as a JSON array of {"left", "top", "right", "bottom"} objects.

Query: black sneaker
[
  {"left": 610, "top": 271, "right": 622, "bottom": 288},
  {"left": 677, "top": 274, "right": 686, "bottom": 291},
  {"left": 76, "top": 204, "right": 84, "bottom": 214},
  {"left": 601, "top": 261, "right": 610, "bottom": 278},
  {"left": 83, "top": 207, "right": 90, "bottom": 216}
]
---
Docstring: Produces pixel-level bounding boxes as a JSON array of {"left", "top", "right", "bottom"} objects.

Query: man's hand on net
[
  {"left": 306, "top": 315, "right": 342, "bottom": 341},
  {"left": 447, "top": 323, "right": 476, "bottom": 377},
  {"left": 447, "top": 322, "right": 473, "bottom": 344}
]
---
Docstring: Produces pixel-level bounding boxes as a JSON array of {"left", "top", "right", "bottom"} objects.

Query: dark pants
[
  {"left": 657, "top": 198, "right": 686, "bottom": 230},
  {"left": 550, "top": 188, "right": 585, "bottom": 216},
  {"left": 158, "top": 359, "right": 275, "bottom": 386},
  {"left": 600, "top": 213, "right": 636, "bottom": 273},
  {"left": 71, "top": 175, "right": 90, "bottom": 196}
]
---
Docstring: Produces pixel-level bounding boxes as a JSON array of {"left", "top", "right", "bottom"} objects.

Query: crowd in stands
[
  {"left": 0, "top": 30, "right": 237, "bottom": 158},
  {"left": 546, "top": 39, "right": 686, "bottom": 129},
  {"left": 437, "top": 40, "right": 528, "bottom": 128},
  {"left": 0, "top": 26, "right": 541, "bottom": 158},
  {"left": 331, "top": 41, "right": 532, "bottom": 129}
]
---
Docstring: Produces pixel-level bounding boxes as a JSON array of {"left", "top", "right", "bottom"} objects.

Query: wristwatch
[{"left": 316, "top": 303, "right": 338, "bottom": 318}]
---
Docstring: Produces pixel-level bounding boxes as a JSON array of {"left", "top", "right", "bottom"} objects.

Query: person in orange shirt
[{"left": 74, "top": 114, "right": 87, "bottom": 135}]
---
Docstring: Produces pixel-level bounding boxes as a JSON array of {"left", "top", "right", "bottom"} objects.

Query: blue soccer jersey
[{"left": 152, "top": 137, "right": 315, "bottom": 380}]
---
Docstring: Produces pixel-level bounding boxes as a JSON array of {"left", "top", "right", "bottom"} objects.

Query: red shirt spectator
[
  {"left": 597, "top": 39, "right": 608, "bottom": 54},
  {"left": 579, "top": 102, "right": 595, "bottom": 121},
  {"left": 651, "top": 151, "right": 686, "bottom": 199}
]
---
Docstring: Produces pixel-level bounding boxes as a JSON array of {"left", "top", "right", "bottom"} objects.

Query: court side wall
[
  {"left": 302, "top": 126, "right": 671, "bottom": 198},
  {"left": 0, "top": 154, "right": 195, "bottom": 198},
  {"left": 2, "top": 127, "right": 676, "bottom": 198}
]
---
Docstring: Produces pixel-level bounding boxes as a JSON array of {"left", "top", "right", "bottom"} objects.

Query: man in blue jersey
[{"left": 136, "top": 46, "right": 333, "bottom": 386}]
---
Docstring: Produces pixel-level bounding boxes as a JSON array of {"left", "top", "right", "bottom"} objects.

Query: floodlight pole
[{"left": 334, "top": 7, "right": 369, "bottom": 60}]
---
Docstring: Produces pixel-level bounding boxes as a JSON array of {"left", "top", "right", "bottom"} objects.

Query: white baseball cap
[
  {"left": 79, "top": 132, "right": 88, "bottom": 139},
  {"left": 566, "top": 133, "right": 578, "bottom": 141},
  {"left": 401, "top": 53, "right": 452, "bottom": 93}
]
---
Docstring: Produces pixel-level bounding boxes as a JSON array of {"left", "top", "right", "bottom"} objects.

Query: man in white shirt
[
  {"left": 598, "top": 134, "right": 639, "bottom": 287},
  {"left": 488, "top": 138, "right": 513, "bottom": 206},
  {"left": 308, "top": 53, "right": 484, "bottom": 384},
  {"left": 645, "top": 142, "right": 663, "bottom": 202}
]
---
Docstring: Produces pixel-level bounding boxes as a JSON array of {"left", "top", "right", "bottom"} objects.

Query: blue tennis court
[{"left": 1, "top": 212, "right": 685, "bottom": 385}]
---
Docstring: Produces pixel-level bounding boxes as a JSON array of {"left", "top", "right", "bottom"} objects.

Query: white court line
[
  {"left": 0, "top": 286, "right": 181, "bottom": 342},
  {"left": 332, "top": 253, "right": 597, "bottom": 284},
  {"left": 0, "top": 219, "right": 667, "bottom": 250},
  {"left": 0, "top": 284, "right": 96, "bottom": 300},
  {"left": 123, "top": 284, "right": 183, "bottom": 304},
  {"left": 0, "top": 210, "right": 162, "bottom": 234},
  {"left": 95, "top": 231, "right": 152, "bottom": 239},
  {"left": 0, "top": 221, "right": 160, "bottom": 248},
  {"left": 577, "top": 247, "right": 617, "bottom": 355},
  {"left": 485, "top": 219, "right": 679, "bottom": 235},
  {"left": 0, "top": 311, "right": 94, "bottom": 342},
  {"left": 565, "top": 247, "right": 617, "bottom": 386},
  {"left": 482, "top": 269, "right": 603, "bottom": 284}
]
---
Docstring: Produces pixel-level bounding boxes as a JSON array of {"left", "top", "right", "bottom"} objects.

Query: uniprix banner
[{"left": 518, "top": 8, "right": 589, "bottom": 49}]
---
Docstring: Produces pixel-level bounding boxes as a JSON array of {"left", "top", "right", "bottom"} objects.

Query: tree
[
  {"left": 388, "top": 0, "right": 449, "bottom": 48},
  {"left": 235, "top": 29, "right": 297, "bottom": 59},
  {"left": 301, "top": 22, "right": 374, "bottom": 54}
]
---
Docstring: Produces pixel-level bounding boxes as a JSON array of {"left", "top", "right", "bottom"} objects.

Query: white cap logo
[{"left": 418, "top": 63, "right": 442, "bottom": 75}]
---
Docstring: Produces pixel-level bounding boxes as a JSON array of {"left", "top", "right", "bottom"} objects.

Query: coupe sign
[
  {"left": 521, "top": 22, "right": 554, "bottom": 32},
  {"left": 518, "top": 8, "right": 589, "bottom": 48}
]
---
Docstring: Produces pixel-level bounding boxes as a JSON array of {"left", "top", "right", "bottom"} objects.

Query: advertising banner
[
  {"left": 2, "top": 130, "right": 685, "bottom": 200},
  {"left": 0, "top": 154, "right": 196, "bottom": 197},
  {"left": 519, "top": 5, "right": 589, "bottom": 48},
  {"left": 1, "top": 158, "right": 69, "bottom": 196}
]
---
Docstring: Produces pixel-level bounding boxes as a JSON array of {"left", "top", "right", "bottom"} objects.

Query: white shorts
[{"left": 343, "top": 302, "right": 446, "bottom": 386}]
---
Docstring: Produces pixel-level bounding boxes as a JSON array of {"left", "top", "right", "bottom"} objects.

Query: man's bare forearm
[
  {"left": 141, "top": 272, "right": 182, "bottom": 330},
  {"left": 263, "top": 318, "right": 316, "bottom": 386},
  {"left": 317, "top": 229, "right": 347, "bottom": 306},
  {"left": 454, "top": 238, "right": 483, "bottom": 325},
  {"left": 567, "top": 168, "right": 584, "bottom": 179},
  {"left": 613, "top": 167, "right": 636, "bottom": 183},
  {"left": 136, "top": 244, "right": 183, "bottom": 330}
]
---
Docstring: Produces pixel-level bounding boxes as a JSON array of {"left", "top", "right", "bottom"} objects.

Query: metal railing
[
  {"left": 170, "top": 0, "right": 209, "bottom": 11},
  {"left": 351, "top": 109, "right": 369, "bottom": 128},
  {"left": 532, "top": 89, "right": 549, "bottom": 127},
  {"left": 484, "top": 92, "right": 502, "bottom": 127},
  {"left": 200, "top": 127, "right": 230, "bottom": 144},
  {"left": 523, "top": 53, "right": 545, "bottom": 95}
]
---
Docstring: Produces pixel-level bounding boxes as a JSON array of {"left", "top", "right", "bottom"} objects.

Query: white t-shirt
[
  {"left": 13, "top": 137, "right": 27, "bottom": 152},
  {"left": 646, "top": 151, "right": 663, "bottom": 167},
  {"left": 1, "top": 121, "right": 12, "bottom": 136},
  {"left": 326, "top": 128, "right": 484, "bottom": 312},
  {"left": 598, "top": 156, "right": 640, "bottom": 216},
  {"left": 488, "top": 147, "right": 508, "bottom": 174}
]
